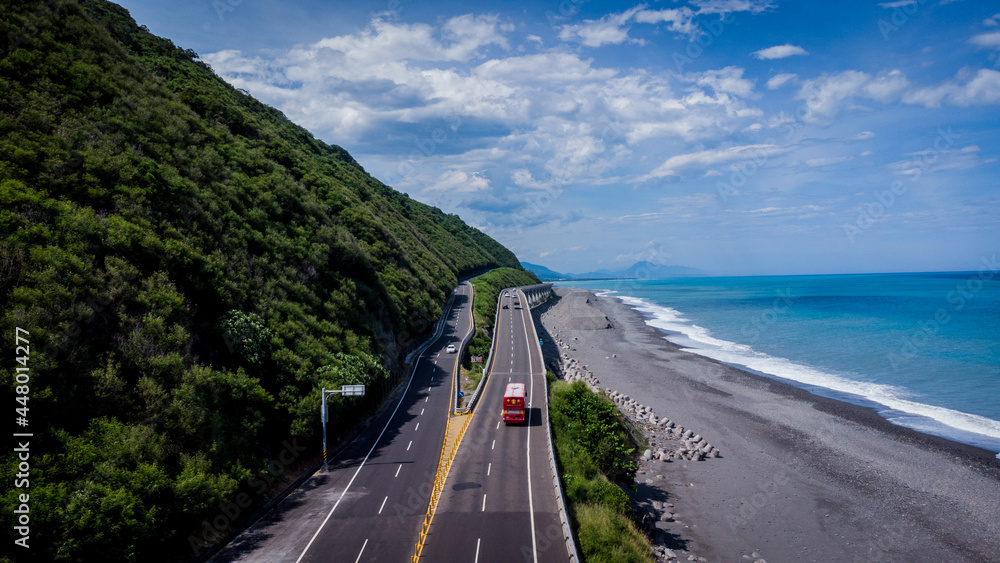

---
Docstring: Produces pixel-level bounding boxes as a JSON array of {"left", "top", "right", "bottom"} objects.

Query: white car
[{"left": 446, "top": 344, "right": 457, "bottom": 353}]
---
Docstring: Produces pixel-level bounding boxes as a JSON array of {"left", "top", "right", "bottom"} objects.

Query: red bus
[{"left": 502, "top": 383, "right": 526, "bottom": 424}]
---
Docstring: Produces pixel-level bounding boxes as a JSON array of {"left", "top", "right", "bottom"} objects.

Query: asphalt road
[
  {"left": 211, "top": 281, "right": 474, "bottom": 563},
  {"left": 419, "top": 288, "right": 570, "bottom": 563}
]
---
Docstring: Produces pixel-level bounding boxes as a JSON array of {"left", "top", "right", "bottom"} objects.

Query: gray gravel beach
[{"left": 535, "top": 287, "right": 1000, "bottom": 563}]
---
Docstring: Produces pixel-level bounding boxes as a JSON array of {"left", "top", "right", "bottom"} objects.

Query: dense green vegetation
[
  {"left": 0, "top": 1, "right": 523, "bottom": 561},
  {"left": 549, "top": 377, "right": 652, "bottom": 563},
  {"left": 468, "top": 267, "right": 540, "bottom": 328}
]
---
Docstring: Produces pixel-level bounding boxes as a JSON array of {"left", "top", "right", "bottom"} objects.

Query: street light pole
[{"left": 321, "top": 384, "right": 365, "bottom": 470}]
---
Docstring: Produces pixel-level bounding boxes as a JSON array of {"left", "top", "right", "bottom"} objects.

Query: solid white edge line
[
  {"left": 519, "top": 291, "right": 539, "bottom": 563},
  {"left": 294, "top": 283, "right": 466, "bottom": 563}
]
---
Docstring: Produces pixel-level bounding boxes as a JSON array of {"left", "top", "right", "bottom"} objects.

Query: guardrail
[
  {"left": 523, "top": 285, "right": 579, "bottom": 563},
  {"left": 454, "top": 285, "right": 506, "bottom": 414},
  {"left": 411, "top": 399, "right": 474, "bottom": 562}
]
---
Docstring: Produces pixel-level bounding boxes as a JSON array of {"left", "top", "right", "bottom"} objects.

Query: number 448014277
[{"left": 15, "top": 327, "right": 29, "bottom": 424}]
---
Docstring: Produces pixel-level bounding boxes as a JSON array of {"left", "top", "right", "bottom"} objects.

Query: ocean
[{"left": 557, "top": 271, "right": 1000, "bottom": 456}]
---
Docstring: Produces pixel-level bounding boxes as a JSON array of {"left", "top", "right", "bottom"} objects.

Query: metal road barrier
[
  {"left": 411, "top": 409, "right": 474, "bottom": 562},
  {"left": 455, "top": 285, "right": 505, "bottom": 414}
]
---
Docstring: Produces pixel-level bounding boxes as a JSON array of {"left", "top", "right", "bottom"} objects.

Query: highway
[
  {"left": 212, "top": 281, "right": 474, "bottom": 563},
  {"left": 419, "top": 287, "right": 570, "bottom": 563}
]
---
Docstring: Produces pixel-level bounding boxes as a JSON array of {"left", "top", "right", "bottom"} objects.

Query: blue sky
[{"left": 117, "top": 0, "right": 1000, "bottom": 276}]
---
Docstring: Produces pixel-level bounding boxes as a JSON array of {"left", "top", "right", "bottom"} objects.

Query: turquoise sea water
[{"left": 558, "top": 271, "right": 1000, "bottom": 456}]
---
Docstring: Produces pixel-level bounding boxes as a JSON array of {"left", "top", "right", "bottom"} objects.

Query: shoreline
[
  {"left": 595, "top": 288, "right": 1000, "bottom": 459},
  {"left": 535, "top": 287, "right": 1000, "bottom": 562}
]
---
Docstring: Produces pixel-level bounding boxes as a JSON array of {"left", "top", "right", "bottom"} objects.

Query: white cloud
[
  {"left": 752, "top": 44, "right": 808, "bottom": 60},
  {"left": 766, "top": 73, "right": 797, "bottom": 89},
  {"left": 644, "top": 144, "right": 788, "bottom": 179},
  {"left": 692, "top": 0, "right": 775, "bottom": 16},
  {"left": 887, "top": 147, "right": 989, "bottom": 176},
  {"left": 633, "top": 7, "right": 699, "bottom": 36},
  {"left": 694, "top": 66, "right": 756, "bottom": 97},
  {"left": 805, "top": 156, "right": 852, "bottom": 167},
  {"left": 969, "top": 31, "right": 1000, "bottom": 49},
  {"left": 558, "top": 6, "right": 644, "bottom": 47},
  {"left": 985, "top": 13, "right": 1000, "bottom": 27},
  {"left": 903, "top": 69, "right": 1000, "bottom": 107},
  {"left": 558, "top": 1, "right": 775, "bottom": 46},
  {"left": 426, "top": 170, "right": 492, "bottom": 193},
  {"left": 850, "top": 131, "right": 875, "bottom": 141},
  {"left": 797, "top": 69, "right": 908, "bottom": 121},
  {"left": 878, "top": 0, "right": 917, "bottom": 7}
]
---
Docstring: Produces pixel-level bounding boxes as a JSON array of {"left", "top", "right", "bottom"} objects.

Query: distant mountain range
[{"left": 521, "top": 261, "right": 705, "bottom": 281}]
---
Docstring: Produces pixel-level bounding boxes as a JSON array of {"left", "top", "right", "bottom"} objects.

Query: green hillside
[{"left": 0, "top": 0, "right": 523, "bottom": 560}]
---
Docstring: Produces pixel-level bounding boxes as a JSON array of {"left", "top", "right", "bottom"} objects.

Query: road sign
[{"left": 341, "top": 384, "right": 365, "bottom": 396}]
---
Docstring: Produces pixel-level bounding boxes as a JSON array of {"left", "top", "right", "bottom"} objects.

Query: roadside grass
[{"left": 548, "top": 375, "right": 653, "bottom": 563}]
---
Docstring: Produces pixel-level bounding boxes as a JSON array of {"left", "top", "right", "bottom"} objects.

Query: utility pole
[{"left": 321, "top": 385, "right": 365, "bottom": 470}]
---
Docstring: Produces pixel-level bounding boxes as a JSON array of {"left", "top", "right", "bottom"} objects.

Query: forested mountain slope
[{"left": 0, "top": 1, "right": 522, "bottom": 560}]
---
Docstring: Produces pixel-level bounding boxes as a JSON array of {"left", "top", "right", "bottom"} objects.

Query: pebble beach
[{"left": 536, "top": 287, "right": 1000, "bottom": 563}]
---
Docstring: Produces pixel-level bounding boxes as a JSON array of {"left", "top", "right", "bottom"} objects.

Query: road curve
[
  {"left": 419, "top": 287, "right": 570, "bottom": 563},
  {"left": 211, "top": 281, "right": 474, "bottom": 563}
]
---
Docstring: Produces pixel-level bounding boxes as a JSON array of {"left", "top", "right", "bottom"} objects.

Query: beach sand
[{"left": 535, "top": 287, "right": 1000, "bottom": 563}]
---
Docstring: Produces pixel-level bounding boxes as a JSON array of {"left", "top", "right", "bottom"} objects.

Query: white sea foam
[{"left": 610, "top": 293, "right": 1000, "bottom": 454}]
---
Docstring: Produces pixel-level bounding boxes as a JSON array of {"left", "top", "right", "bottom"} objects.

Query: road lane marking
[
  {"left": 428, "top": 386, "right": 432, "bottom": 393},
  {"left": 294, "top": 294, "right": 444, "bottom": 563},
  {"left": 407, "top": 440, "right": 412, "bottom": 451},
  {"left": 355, "top": 539, "right": 368, "bottom": 563},
  {"left": 482, "top": 494, "right": 487, "bottom": 512},
  {"left": 487, "top": 462, "right": 491, "bottom": 476},
  {"left": 496, "top": 420, "right": 501, "bottom": 429},
  {"left": 378, "top": 496, "right": 388, "bottom": 514},
  {"left": 425, "top": 396, "right": 428, "bottom": 403},
  {"left": 395, "top": 464, "right": 402, "bottom": 477},
  {"left": 520, "top": 304, "right": 540, "bottom": 563},
  {"left": 491, "top": 439, "right": 495, "bottom": 450},
  {"left": 474, "top": 538, "right": 481, "bottom": 563},
  {"left": 420, "top": 408, "right": 424, "bottom": 415},
  {"left": 415, "top": 422, "right": 420, "bottom": 431}
]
